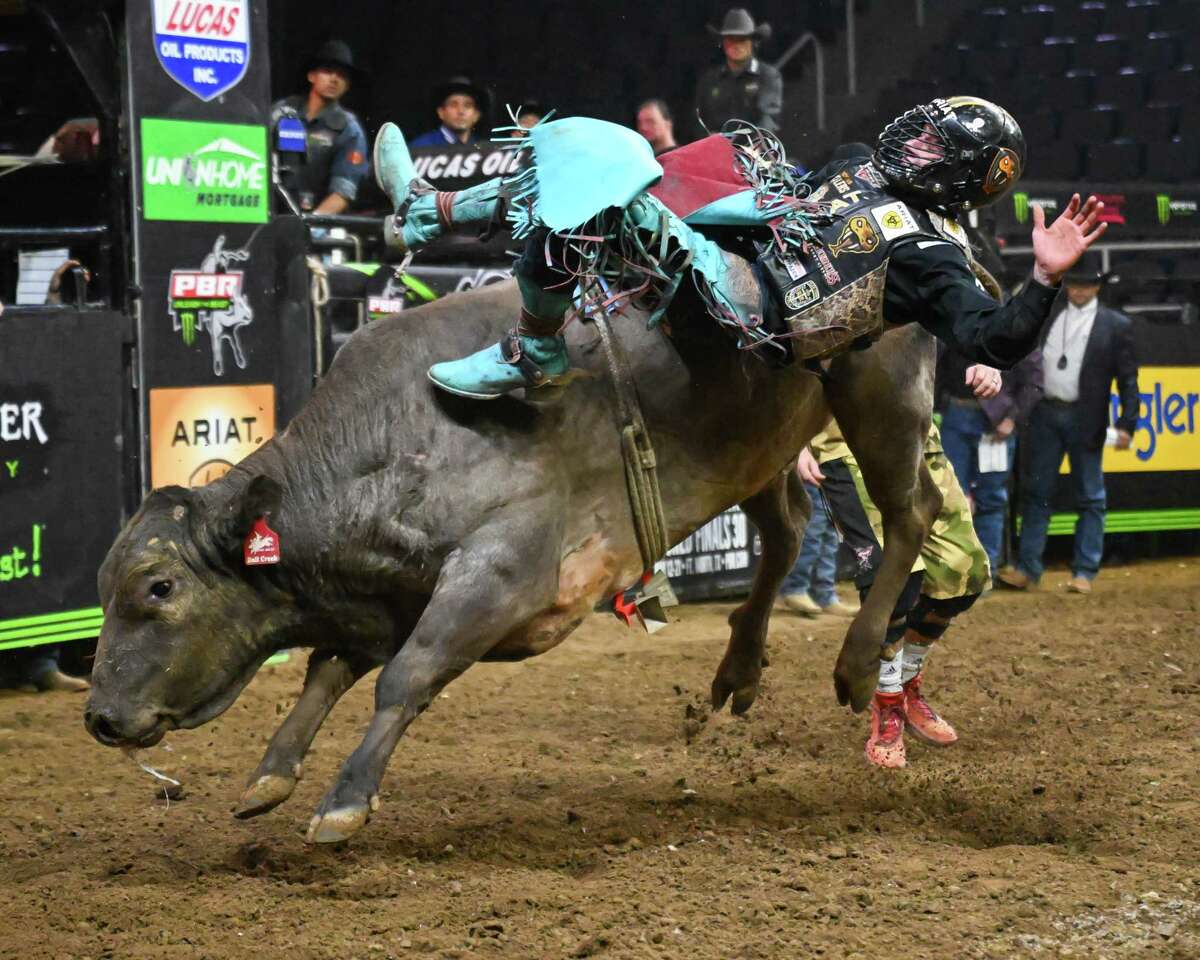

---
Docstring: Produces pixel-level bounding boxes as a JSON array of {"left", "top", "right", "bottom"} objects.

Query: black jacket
[
  {"left": 1041, "top": 301, "right": 1140, "bottom": 448},
  {"left": 693, "top": 58, "right": 783, "bottom": 138}
]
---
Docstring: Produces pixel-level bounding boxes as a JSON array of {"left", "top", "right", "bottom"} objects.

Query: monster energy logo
[
  {"left": 1013, "top": 193, "right": 1058, "bottom": 225},
  {"left": 1155, "top": 193, "right": 1198, "bottom": 225},
  {"left": 1013, "top": 193, "right": 1029, "bottom": 224}
]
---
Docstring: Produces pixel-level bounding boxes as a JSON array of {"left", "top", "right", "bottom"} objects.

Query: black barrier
[
  {"left": 0, "top": 310, "right": 129, "bottom": 649},
  {"left": 996, "top": 183, "right": 1200, "bottom": 240}
]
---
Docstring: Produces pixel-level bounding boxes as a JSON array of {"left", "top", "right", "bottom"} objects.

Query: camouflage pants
[{"left": 825, "top": 423, "right": 991, "bottom": 600}]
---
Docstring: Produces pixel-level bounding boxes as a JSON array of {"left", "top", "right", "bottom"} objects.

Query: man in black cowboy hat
[
  {"left": 692, "top": 8, "right": 783, "bottom": 140},
  {"left": 999, "top": 251, "right": 1140, "bottom": 596},
  {"left": 409, "top": 77, "right": 491, "bottom": 148},
  {"left": 271, "top": 39, "right": 369, "bottom": 214}
]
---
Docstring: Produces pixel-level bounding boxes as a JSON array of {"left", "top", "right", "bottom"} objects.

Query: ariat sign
[
  {"left": 149, "top": 383, "right": 275, "bottom": 488},
  {"left": 141, "top": 118, "right": 268, "bottom": 222},
  {"left": 153, "top": 0, "right": 249, "bottom": 101}
]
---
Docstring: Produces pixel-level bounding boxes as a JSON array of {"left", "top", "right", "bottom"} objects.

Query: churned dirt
[{"left": 1, "top": 558, "right": 1198, "bottom": 960}]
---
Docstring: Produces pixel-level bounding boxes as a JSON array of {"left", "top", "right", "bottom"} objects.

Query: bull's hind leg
[
  {"left": 711, "top": 470, "right": 810, "bottom": 715},
  {"left": 306, "top": 516, "right": 563, "bottom": 843},
  {"left": 234, "top": 649, "right": 373, "bottom": 819},
  {"left": 825, "top": 329, "right": 940, "bottom": 712}
]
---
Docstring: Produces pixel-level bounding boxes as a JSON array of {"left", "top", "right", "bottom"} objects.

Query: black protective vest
[
  {"left": 760, "top": 160, "right": 973, "bottom": 359},
  {"left": 276, "top": 96, "right": 352, "bottom": 212}
]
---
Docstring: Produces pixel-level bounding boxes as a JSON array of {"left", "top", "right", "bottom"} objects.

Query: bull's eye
[{"left": 149, "top": 580, "right": 174, "bottom": 599}]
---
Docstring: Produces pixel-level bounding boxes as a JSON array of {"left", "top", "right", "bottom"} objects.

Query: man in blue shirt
[
  {"left": 408, "top": 77, "right": 490, "bottom": 148},
  {"left": 271, "top": 40, "right": 369, "bottom": 214}
]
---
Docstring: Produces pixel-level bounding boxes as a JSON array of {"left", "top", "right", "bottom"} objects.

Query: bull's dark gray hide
[{"left": 85, "top": 281, "right": 939, "bottom": 843}]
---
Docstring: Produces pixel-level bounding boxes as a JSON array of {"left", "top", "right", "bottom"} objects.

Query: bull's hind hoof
[
  {"left": 234, "top": 773, "right": 297, "bottom": 819},
  {"left": 305, "top": 795, "right": 378, "bottom": 844}
]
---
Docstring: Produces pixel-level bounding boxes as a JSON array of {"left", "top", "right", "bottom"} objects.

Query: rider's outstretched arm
[{"left": 888, "top": 240, "right": 1059, "bottom": 369}]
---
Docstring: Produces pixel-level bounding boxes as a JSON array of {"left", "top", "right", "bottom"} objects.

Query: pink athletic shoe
[
  {"left": 865, "top": 692, "right": 907, "bottom": 769},
  {"left": 902, "top": 672, "right": 958, "bottom": 747}
]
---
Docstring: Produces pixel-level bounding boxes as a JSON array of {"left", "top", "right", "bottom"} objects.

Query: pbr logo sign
[
  {"left": 167, "top": 235, "right": 254, "bottom": 377},
  {"left": 153, "top": 0, "right": 250, "bottom": 102}
]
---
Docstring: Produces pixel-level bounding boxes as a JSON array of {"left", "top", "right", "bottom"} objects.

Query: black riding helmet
[{"left": 873, "top": 96, "right": 1026, "bottom": 212}]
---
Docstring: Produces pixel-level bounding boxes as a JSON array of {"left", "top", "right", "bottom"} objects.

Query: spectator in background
[
  {"left": 693, "top": 8, "right": 782, "bottom": 139},
  {"left": 270, "top": 39, "right": 368, "bottom": 214},
  {"left": 938, "top": 343, "right": 1044, "bottom": 574},
  {"left": 409, "top": 76, "right": 490, "bottom": 147},
  {"left": 636, "top": 99, "right": 678, "bottom": 155},
  {"left": 998, "top": 253, "right": 1140, "bottom": 595},
  {"left": 777, "top": 473, "right": 858, "bottom": 618}
]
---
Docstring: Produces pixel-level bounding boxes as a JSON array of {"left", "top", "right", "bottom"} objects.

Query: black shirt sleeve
[{"left": 886, "top": 239, "right": 1060, "bottom": 370}]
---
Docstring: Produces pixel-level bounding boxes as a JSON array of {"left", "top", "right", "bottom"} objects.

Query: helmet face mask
[{"left": 873, "top": 96, "right": 1026, "bottom": 212}]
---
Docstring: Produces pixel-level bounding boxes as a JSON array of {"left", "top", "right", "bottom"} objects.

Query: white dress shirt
[{"left": 1042, "top": 297, "right": 1098, "bottom": 402}]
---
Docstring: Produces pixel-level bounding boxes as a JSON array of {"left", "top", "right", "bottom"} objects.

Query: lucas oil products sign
[
  {"left": 141, "top": 118, "right": 268, "bottom": 222},
  {"left": 153, "top": 0, "right": 249, "bottom": 101}
]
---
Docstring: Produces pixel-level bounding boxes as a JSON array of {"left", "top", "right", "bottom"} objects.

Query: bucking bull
[{"left": 85, "top": 281, "right": 941, "bottom": 843}]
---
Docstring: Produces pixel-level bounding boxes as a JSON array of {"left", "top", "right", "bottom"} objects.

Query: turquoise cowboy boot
[
  {"left": 374, "top": 122, "right": 503, "bottom": 251},
  {"left": 427, "top": 274, "right": 571, "bottom": 399}
]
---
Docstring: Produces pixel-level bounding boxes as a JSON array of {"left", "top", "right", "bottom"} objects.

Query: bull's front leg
[
  {"left": 711, "top": 469, "right": 809, "bottom": 715},
  {"left": 234, "top": 648, "right": 373, "bottom": 819},
  {"left": 306, "top": 514, "right": 564, "bottom": 843}
]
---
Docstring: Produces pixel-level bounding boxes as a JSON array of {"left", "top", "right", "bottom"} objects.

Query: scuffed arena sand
[{"left": 1, "top": 558, "right": 1197, "bottom": 959}]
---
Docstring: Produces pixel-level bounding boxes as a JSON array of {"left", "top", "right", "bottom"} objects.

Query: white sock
[
  {"left": 902, "top": 643, "right": 931, "bottom": 684},
  {"left": 876, "top": 650, "right": 904, "bottom": 694}
]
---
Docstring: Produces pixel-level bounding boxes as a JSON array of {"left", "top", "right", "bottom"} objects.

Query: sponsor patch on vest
[
  {"left": 831, "top": 171, "right": 856, "bottom": 195},
  {"left": 812, "top": 246, "right": 841, "bottom": 286},
  {"left": 854, "top": 163, "right": 888, "bottom": 189},
  {"left": 780, "top": 255, "right": 807, "bottom": 281},
  {"left": 784, "top": 280, "right": 821, "bottom": 310},
  {"left": 829, "top": 215, "right": 880, "bottom": 257},
  {"left": 930, "top": 211, "right": 970, "bottom": 250},
  {"left": 871, "top": 201, "right": 920, "bottom": 240}
]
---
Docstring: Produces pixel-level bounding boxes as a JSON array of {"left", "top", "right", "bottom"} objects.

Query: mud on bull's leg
[
  {"left": 306, "top": 515, "right": 563, "bottom": 844},
  {"left": 712, "top": 470, "right": 809, "bottom": 715},
  {"left": 235, "top": 649, "right": 373, "bottom": 819}
]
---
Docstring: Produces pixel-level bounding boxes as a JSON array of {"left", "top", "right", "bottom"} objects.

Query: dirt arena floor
[{"left": 1, "top": 558, "right": 1197, "bottom": 960}]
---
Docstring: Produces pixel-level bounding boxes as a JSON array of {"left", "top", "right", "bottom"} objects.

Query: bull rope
[{"left": 591, "top": 310, "right": 669, "bottom": 570}]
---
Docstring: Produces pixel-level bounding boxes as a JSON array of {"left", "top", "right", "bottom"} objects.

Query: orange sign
[{"left": 149, "top": 383, "right": 275, "bottom": 488}]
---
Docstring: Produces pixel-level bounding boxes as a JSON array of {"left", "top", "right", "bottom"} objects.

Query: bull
[{"left": 85, "top": 282, "right": 940, "bottom": 842}]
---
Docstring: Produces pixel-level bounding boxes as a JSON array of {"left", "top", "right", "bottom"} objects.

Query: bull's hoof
[
  {"left": 305, "top": 794, "right": 378, "bottom": 844},
  {"left": 234, "top": 773, "right": 297, "bottom": 819},
  {"left": 711, "top": 659, "right": 762, "bottom": 715},
  {"left": 833, "top": 658, "right": 878, "bottom": 714}
]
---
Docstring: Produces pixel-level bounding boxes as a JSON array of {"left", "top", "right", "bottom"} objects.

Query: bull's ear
[{"left": 214, "top": 474, "right": 283, "bottom": 557}]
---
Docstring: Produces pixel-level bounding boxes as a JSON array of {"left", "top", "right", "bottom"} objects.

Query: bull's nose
[{"left": 84, "top": 707, "right": 123, "bottom": 746}]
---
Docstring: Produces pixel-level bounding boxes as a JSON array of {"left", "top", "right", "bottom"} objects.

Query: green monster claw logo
[
  {"left": 1013, "top": 192, "right": 1030, "bottom": 224},
  {"left": 179, "top": 311, "right": 197, "bottom": 345},
  {"left": 1157, "top": 194, "right": 1171, "bottom": 226}
]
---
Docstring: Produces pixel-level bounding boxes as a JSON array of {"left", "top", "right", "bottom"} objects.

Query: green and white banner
[{"left": 141, "top": 117, "right": 268, "bottom": 222}]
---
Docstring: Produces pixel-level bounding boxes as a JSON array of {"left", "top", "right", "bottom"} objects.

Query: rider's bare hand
[{"left": 1032, "top": 193, "right": 1108, "bottom": 286}]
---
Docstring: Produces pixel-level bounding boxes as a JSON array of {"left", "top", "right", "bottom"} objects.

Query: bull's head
[{"left": 85, "top": 474, "right": 293, "bottom": 748}]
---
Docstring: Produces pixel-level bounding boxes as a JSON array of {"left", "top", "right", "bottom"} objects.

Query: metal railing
[
  {"left": 776, "top": 31, "right": 826, "bottom": 131},
  {"left": 1001, "top": 239, "right": 1200, "bottom": 274}
]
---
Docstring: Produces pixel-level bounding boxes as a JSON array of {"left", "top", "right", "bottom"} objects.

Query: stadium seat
[
  {"left": 1060, "top": 108, "right": 1119, "bottom": 143},
  {"left": 1151, "top": 3, "right": 1195, "bottom": 32},
  {"left": 1148, "top": 69, "right": 1200, "bottom": 105},
  {"left": 1056, "top": 74, "right": 1095, "bottom": 110},
  {"left": 1051, "top": 5, "right": 1107, "bottom": 38},
  {"left": 1144, "top": 140, "right": 1200, "bottom": 181},
  {"left": 1033, "top": 143, "right": 1082, "bottom": 180},
  {"left": 1128, "top": 36, "right": 1181, "bottom": 73},
  {"left": 1017, "top": 113, "right": 1058, "bottom": 145},
  {"left": 1084, "top": 141, "right": 1143, "bottom": 180},
  {"left": 1033, "top": 43, "right": 1075, "bottom": 76},
  {"left": 1093, "top": 72, "right": 1147, "bottom": 108},
  {"left": 1074, "top": 39, "right": 1127, "bottom": 74},
  {"left": 1118, "top": 105, "right": 1178, "bottom": 141}
]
